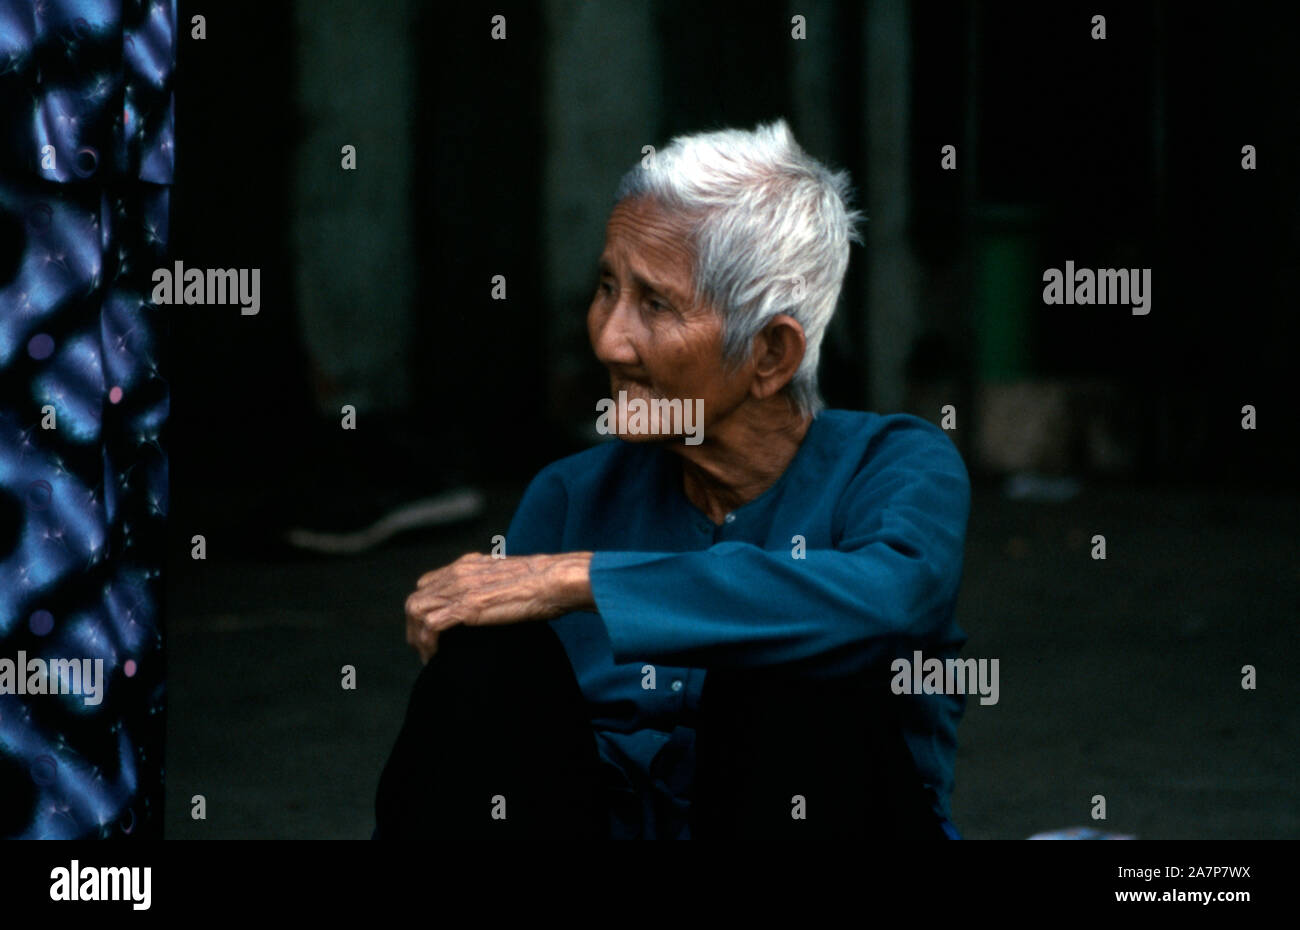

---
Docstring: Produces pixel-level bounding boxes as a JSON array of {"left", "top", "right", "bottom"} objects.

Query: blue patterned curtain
[{"left": 0, "top": 0, "right": 174, "bottom": 839}]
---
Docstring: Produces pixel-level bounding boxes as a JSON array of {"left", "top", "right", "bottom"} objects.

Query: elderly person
[{"left": 375, "top": 120, "right": 970, "bottom": 840}]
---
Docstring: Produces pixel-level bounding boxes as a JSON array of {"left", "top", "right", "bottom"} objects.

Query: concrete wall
[
  {"left": 291, "top": 0, "right": 416, "bottom": 416},
  {"left": 541, "top": 0, "right": 662, "bottom": 428}
]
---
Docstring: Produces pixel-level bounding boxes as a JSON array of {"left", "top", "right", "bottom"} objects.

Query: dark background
[{"left": 163, "top": 0, "right": 1298, "bottom": 838}]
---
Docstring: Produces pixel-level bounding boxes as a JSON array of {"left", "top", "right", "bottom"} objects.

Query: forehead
[{"left": 600, "top": 197, "right": 696, "bottom": 277}]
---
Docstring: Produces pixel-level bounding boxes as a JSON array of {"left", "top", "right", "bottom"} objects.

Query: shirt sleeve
[{"left": 588, "top": 424, "right": 971, "bottom": 676}]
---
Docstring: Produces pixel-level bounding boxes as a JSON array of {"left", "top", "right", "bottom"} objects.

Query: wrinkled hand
[{"left": 404, "top": 552, "right": 594, "bottom": 664}]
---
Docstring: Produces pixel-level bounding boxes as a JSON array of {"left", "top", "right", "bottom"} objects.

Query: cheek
[
  {"left": 658, "top": 336, "right": 727, "bottom": 397},
  {"left": 656, "top": 312, "right": 714, "bottom": 357},
  {"left": 691, "top": 340, "right": 751, "bottom": 406}
]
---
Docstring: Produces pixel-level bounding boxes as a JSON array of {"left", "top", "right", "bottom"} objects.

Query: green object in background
[{"left": 974, "top": 231, "right": 1036, "bottom": 381}]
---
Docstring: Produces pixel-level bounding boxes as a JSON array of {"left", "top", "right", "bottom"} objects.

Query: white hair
[{"left": 614, "top": 119, "right": 864, "bottom": 418}]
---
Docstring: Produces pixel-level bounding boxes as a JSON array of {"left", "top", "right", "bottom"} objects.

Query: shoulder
[
  {"left": 815, "top": 410, "right": 971, "bottom": 542},
  {"left": 523, "top": 438, "right": 656, "bottom": 501},
  {"left": 811, "top": 410, "right": 970, "bottom": 520},
  {"left": 509, "top": 441, "right": 646, "bottom": 551},
  {"left": 815, "top": 409, "right": 966, "bottom": 473}
]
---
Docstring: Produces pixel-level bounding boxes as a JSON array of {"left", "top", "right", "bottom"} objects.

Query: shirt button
[
  {"left": 671, "top": 679, "right": 684, "bottom": 692},
  {"left": 723, "top": 513, "right": 736, "bottom": 524}
]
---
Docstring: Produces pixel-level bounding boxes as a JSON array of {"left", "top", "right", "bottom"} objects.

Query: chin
[{"left": 613, "top": 430, "right": 670, "bottom": 444}]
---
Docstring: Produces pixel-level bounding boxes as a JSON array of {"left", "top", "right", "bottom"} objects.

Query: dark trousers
[{"left": 374, "top": 622, "right": 948, "bottom": 840}]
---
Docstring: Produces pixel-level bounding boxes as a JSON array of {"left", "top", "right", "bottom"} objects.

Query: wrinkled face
[{"left": 588, "top": 197, "right": 751, "bottom": 441}]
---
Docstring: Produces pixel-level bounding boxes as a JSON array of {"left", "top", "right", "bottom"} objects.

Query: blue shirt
[{"left": 504, "top": 409, "right": 971, "bottom": 839}]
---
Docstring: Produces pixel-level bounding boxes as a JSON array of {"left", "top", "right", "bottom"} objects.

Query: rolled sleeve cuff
[{"left": 589, "top": 550, "right": 681, "bottom": 663}]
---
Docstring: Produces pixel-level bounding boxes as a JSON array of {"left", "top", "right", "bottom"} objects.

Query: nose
[{"left": 589, "top": 295, "right": 641, "bottom": 370}]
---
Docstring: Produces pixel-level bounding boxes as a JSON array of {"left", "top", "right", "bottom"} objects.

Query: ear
[{"left": 748, "top": 314, "right": 806, "bottom": 401}]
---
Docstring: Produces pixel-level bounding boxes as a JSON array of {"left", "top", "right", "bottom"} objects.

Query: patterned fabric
[{"left": 0, "top": 0, "right": 174, "bottom": 838}]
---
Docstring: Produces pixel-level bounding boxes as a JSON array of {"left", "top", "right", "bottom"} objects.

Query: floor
[{"left": 163, "top": 480, "right": 1299, "bottom": 839}]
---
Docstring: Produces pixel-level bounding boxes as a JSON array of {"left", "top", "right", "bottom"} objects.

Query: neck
[{"left": 670, "top": 395, "right": 813, "bottom": 524}]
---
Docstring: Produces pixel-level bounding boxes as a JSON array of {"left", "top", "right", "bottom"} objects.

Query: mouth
[{"left": 612, "top": 377, "right": 655, "bottom": 398}]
